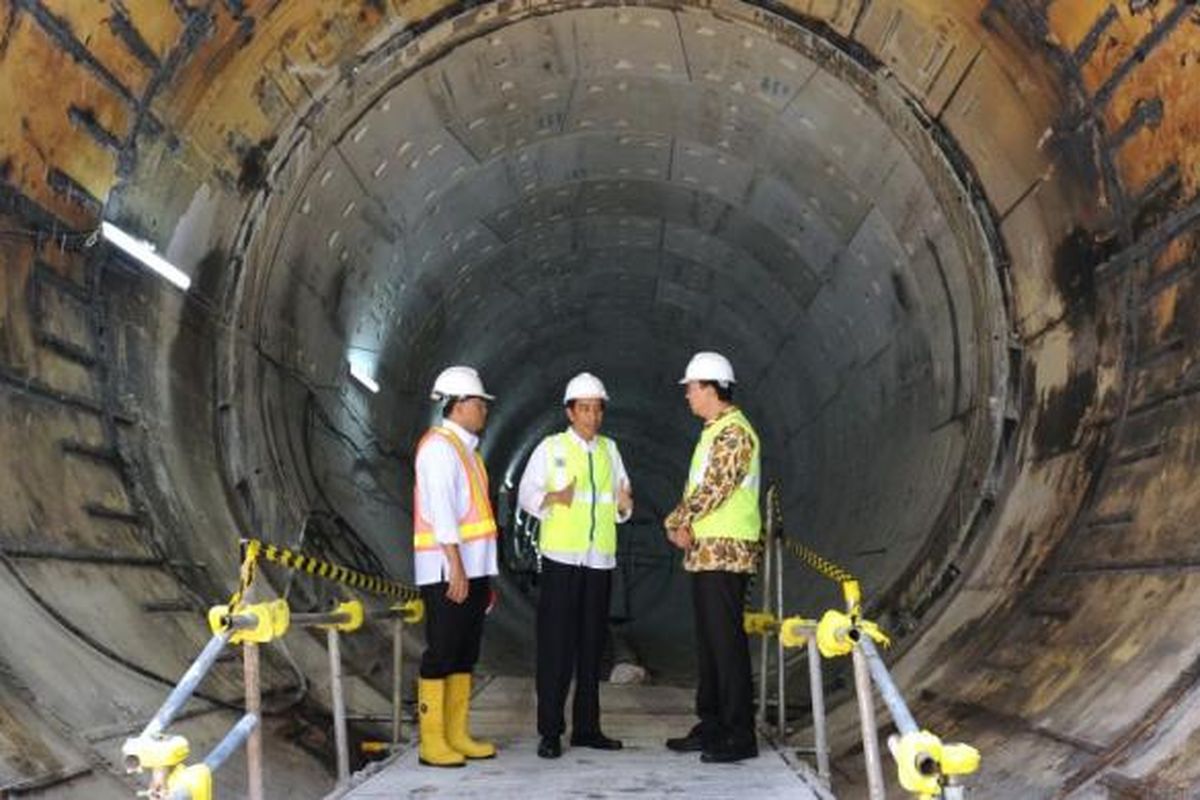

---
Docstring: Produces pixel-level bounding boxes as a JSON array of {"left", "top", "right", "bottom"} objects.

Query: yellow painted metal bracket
[
  {"left": 778, "top": 616, "right": 817, "bottom": 648},
  {"left": 888, "top": 730, "right": 981, "bottom": 798},
  {"left": 320, "top": 600, "right": 364, "bottom": 632},
  {"left": 393, "top": 597, "right": 424, "bottom": 624},
  {"left": 208, "top": 599, "right": 291, "bottom": 644},
  {"left": 815, "top": 609, "right": 891, "bottom": 659},
  {"left": 743, "top": 610, "right": 778, "bottom": 636},
  {"left": 167, "top": 762, "right": 213, "bottom": 800},
  {"left": 122, "top": 734, "right": 189, "bottom": 771}
]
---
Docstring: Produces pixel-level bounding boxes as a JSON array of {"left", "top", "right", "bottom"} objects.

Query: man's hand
[
  {"left": 446, "top": 561, "right": 468, "bottom": 604},
  {"left": 666, "top": 524, "right": 695, "bottom": 550},
  {"left": 617, "top": 482, "right": 633, "bottom": 516},
  {"left": 543, "top": 477, "right": 576, "bottom": 508}
]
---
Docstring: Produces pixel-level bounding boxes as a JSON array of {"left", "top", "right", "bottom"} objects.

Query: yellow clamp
[
  {"left": 815, "top": 609, "right": 892, "bottom": 658},
  {"left": 816, "top": 609, "right": 855, "bottom": 658},
  {"left": 393, "top": 597, "right": 424, "bottom": 624},
  {"left": 841, "top": 579, "right": 862, "bottom": 614},
  {"left": 320, "top": 600, "right": 365, "bottom": 632},
  {"left": 167, "top": 762, "right": 213, "bottom": 800},
  {"left": 208, "top": 599, "right": 290, "bottom": 644},
  {"left": 743, "top": 611, "right": 777, "bottom": 636},
  {"left": 887, "top": 730, "right": 981, "bottom": 797},
  {"left": 122, "top": 734, "right": 189, "bottom": 772},
  {"left": 778, "top": 616, "right": 817, "bottom": 648}
]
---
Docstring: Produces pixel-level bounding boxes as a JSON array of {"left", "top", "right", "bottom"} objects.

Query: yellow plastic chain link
[
  {"left": 781, "top": 538, "right": 858, "bottom": 585},
  {"left": 249, "top": 539, "right": 421, "bottom": 602},
  {"left": 225, "top": 538, "right": 262, "bottom": 612}
]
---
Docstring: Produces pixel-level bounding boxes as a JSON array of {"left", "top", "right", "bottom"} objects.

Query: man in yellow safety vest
[
  {"left": 664, "top": 351, "right": 762, "bottom": 764},
  {"left": 412, "top": 365, "right": 500, "bottom": 768},
  {"left": 517, "top": 372, "right": 634, "bottom": 759}
]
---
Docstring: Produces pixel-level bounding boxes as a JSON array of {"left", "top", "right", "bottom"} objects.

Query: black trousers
[
  {"left": 419, "top": 577, "right": 490, "bottom": 679},
  {"left": 692, "top": 570, "right": 755, "bottom": 747},
  {"left": 536, "top": 559, "right": 613, "bottom": 738}
]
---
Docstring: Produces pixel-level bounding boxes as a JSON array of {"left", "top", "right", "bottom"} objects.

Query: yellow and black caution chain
[
  {"left": 228, "top": 538, "right": 421, "bottom": 607},
  {"left": 781, "top": 538, "right": 858, "bottom": 586}
]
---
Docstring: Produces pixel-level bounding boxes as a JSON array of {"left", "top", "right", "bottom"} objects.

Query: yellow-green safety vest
[
  {"left": 686, "top": 407, "right": 761, "bottom": 540},
  {"left": 539, "top": 432, "right": 618, "bottom": 555}
]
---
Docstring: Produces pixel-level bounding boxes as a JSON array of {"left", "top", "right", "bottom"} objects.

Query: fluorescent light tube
[
  {"left": 101, "top": 221, "right": 192, "bottom": 291},
  {"left": 349, "top": 361, "right": 381, "bottom": 394}
]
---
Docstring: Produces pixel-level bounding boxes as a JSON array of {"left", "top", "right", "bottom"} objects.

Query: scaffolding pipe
[
  {"left": 392, "top": 617, "right": 405, "bottom": 745},
  {"left": 807, "top": 637, "right": 830, "bottom": 781},
  {"left": 243, "top": 642, "right": 263, "bottom": 800},
  {"left": 328, "top": 628, "right": 350, "bottom": 783},
  {"left": 852, "top": 645, "right": 887, "bottom": 800},
  {"left": 757, "top": 525, "right": 773, "bottom": 729},
  {"left": 142, "top": 631, "right": 232, "bottom": 738},
  {"left": 774, "top": 531, "right": 785, "bottom": 738},
  {"left": 859, "top": 637, "right": 919, "bottom": 735}
]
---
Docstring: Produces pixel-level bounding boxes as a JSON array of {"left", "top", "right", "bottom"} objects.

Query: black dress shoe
[
  {"left": 666, "top": 723, "right": 707, "bottom": 752},
  {"left": 700, "top": 739, "right": 758, "bottom": 764},
  {"left": 570, "top": 732, "right": 623, "bottom": 750},
  {"left": 538, "top": 736, "right": 562, "bottom": 759}
]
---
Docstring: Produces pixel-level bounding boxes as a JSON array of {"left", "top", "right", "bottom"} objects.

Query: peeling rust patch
[
  {"left": 236, "top": 135, "right": 276, "bottom": 194},
  {"left": 1053, "top": 226, "right": 1118, "bottom": 322},
  {"left": 1034, "top": 366, "right": 1097, "bottom": 457}
]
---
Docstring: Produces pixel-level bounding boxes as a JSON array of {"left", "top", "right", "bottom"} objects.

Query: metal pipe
[
  {"left": 859, "top": 637, "right": 919, "bottom": 735},
  {"left": 807, "top": 637, "right": 830, "bottom": 781},
  {"left": 168, "top": 715, "right": 261, "bottom": 800},
  {"left": 142, "top": 631, "right": 231, "bottom": 738},
  {"left": 774, "top": 532, "right": 785, "bottom": 738},
  {"left": 328, "top": 628, "right": 350, "bottom": 783},
  {"left": 392, "top": 617, "right": 404, "bottom": 745},
  {"left": 243, "top": 643, "right": 264, "bottom": 800},
  {"left": 757, "top": 511, "right": 773, "bottom": 729},
  {"left": 204, "top": 713, "right": 260, "bottom": 771},
  {"left": 291, "top": 611, "right": 351, "bottom": 627},
  {"left": 852, "top": 645, "right": 887, "bottom": 800}
]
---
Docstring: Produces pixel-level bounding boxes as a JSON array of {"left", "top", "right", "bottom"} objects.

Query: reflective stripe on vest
[
  {"left": 539, "top": 432, "right": 618, "bottom": 556},
  {"left": 413, "top": 427, "right": 498, "bottom": 551},
  {"left": 685, "top": 408, "right": 762, "bottom": 541}
]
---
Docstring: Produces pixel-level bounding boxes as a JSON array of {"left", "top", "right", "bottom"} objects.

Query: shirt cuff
[
  {"left": 526, "top": 490, "right": 548, "bottom": 520},
  {"left": 665, "top": 505, "right": 689, "bottom": 530},
  {"left": 434, "top": 527, "right": 461, "bottom": 545},
  {"left": 616, "top": 505, "right": 632, "bottom": 524}
]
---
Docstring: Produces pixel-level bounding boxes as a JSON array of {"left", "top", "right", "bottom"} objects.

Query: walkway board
[{"left": 335, "top": 677, "right": 829, "bottom": 799}]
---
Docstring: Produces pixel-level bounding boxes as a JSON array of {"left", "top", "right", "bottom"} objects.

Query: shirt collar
[
  {"left": 704, "top": 405, "right": 739, "bottom": 428},
  {"left": 566, "top": 427, "right": 599, "bottom": 450},
  {"left": 441, "top": 418, "right": 480, "bottom": 450}
]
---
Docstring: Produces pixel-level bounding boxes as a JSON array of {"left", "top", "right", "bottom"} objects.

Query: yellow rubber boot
[
  {"left": 418, "top": 678, "right": 465, "bottom": 767},
  {"left": 444, "top": 673, "right": 496, "bottom": 759}
]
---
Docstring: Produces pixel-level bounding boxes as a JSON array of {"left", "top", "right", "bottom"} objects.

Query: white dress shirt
[
  {"left": 517, "top": 428, "right": 632, "bottom": 570},
  {"left": 413, "top": 419, "right": 499, "bottom": 586}
]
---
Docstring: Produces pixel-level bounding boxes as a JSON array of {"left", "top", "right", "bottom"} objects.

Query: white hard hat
[
  {"left": 430, "top": 365, "right": 495, "bottom": 401},
  {"left": 679, "top": 351, "right": 736, "bottom": 386},
  {"left": 563, "top": 372, "right": 609, "bottom": 405}
]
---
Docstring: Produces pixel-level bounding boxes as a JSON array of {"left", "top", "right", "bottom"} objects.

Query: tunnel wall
[{"left": 1, "top": 1, "right": 1199, "bottom": 798}]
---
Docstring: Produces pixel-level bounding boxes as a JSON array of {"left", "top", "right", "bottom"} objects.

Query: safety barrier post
[
  {"left": 806, "top": 636, "right": 830, "bottom": 781},
  {"left": 328, "top": 626, "right": 349, "bottom": 783},
  {"left": 774, "top": 526, "right": 785, "bottom": 738},
  {"left": 243, "top": 643, "right": 263, "bottom": 800},
  {"left": 391, "top": 615, "right": 404, "bottom": 746},
  {"left": 757, "top": 517, "right": 773, "bottom": 730},
  {"left": 293, "top": 601, "right": 363, "bottom": 786}
]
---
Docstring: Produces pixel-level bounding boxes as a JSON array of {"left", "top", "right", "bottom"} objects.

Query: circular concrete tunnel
[{"left": 0, "top": 1, "right": 1198, "bottom": 798}]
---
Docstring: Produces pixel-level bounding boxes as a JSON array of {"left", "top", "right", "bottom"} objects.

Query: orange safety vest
[{"left": 412, "top": 427, "right": 498, "bottom": 551}]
